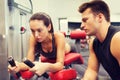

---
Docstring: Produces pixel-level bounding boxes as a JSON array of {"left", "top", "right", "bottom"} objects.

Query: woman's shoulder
[
  {"left": 29, "top": 34, "right": 36, "bottom": 44},
  {"left": 54, "top": 32, "right": 65, "bottom": 38}
]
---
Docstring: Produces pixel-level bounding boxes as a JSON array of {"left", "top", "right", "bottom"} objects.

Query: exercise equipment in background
[{"left": 61, "top": 30, "right": 86, "bottom": 39}]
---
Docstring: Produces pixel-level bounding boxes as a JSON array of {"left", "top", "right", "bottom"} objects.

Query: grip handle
[
  {"left": 24, "top": 59, "right": 49, "bottom": 78},
  {"left": 8, "top": 56, "right": 21, "bottom": 78}
]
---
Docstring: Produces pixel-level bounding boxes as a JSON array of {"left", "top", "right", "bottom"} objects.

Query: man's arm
[
  {"left": 111, "top": 31, "right": 120, "bottom": 65},
  {"left": 82, "top": 38, "right": 99, "bottom": 80}
]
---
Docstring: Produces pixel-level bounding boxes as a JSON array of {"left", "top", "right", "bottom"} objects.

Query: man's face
[{"left": 80, "top": 8, "right": 99, "bottom": 36}]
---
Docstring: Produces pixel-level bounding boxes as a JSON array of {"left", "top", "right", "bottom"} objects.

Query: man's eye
[{"left": 82, "top": 18, "right": 88, "bottom": 22}]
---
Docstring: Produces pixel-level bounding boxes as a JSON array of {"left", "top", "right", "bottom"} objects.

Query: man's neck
[{"left": 96, "top": 22, "right": 110, "bottom": 43}]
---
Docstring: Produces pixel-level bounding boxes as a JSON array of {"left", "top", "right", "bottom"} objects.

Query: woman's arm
[
  {"left": 8, "top": 34, "right": 36, "bottom": 72},
  {"left": 19, "top": 34, "right": 36, "bottom": 70},
  {"left": 27, "top": 34, "right": 36, "bottom": 61},
  {"left": 47, "top": 32, "right": 65, "bottom": 72}
]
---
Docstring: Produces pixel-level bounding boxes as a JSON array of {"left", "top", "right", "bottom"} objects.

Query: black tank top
[
  {"left": 35, "top": 33, "right": 57, "bottom": 60},
  {"left": 93, "top": 25, "right": 120, "bottom": 80}
]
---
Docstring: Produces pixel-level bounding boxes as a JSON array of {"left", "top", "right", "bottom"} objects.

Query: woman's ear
[{"left": 47, "top": 24, "right": 51, "bottom": 31}]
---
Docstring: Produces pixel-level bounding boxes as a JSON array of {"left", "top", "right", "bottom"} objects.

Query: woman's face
[{"left": 30, "top": 20, "right": 51, "bottom": 42}]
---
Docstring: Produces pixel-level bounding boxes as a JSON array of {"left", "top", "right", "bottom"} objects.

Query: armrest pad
[
  {"left": 64, "top": 53, "right": 84, "bottom": 65},
  {"left": 20, "top": 70, "right": 34, "bottom": 79},
  {"left": 41, "top": 53, "right": 84, "bottom": 65}
]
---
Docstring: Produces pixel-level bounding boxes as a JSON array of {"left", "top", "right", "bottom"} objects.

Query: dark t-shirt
[
  {"left": 93, "top": 25, "right": 120, "bottom": 80},
  {"left": 35, "top": 33, "right": 57, "bottom": 60}
]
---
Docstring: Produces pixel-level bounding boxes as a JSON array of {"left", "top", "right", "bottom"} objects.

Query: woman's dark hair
[
  {"left": 78, "top": 0, "right": 110, "bottom": 22},
  {"left": 29, "top": 12, "right": 54, "bottom": 33}
]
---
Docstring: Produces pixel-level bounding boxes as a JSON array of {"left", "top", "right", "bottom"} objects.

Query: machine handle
[
  {"left": 8, "top": 56, "right": 22, "bottom": 79},
  {"left": 24, "top": 59, "right": 49, "bottom": 78}
]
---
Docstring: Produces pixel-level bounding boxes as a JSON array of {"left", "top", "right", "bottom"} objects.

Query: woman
[{"left": 8, "top": 12, "right": 72, "bottom": 77}]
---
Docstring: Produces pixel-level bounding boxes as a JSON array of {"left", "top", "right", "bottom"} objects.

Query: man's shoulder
[
  {"left": 111, "top": 25, "right": 120, "bottom": 40},
  {"left": 112, "top": 31, "right": 120, "bottom": 40},
  {"left": 111, "top": 31, "right": 120, "bottom": 50}
]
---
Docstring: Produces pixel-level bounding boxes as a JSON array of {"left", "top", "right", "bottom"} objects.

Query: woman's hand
[
  {"left": 8, "top": 61, "right": 21, "bottom": 74},
  {"left": 29, "top": 62, "right": 49, "bottom": 76}
]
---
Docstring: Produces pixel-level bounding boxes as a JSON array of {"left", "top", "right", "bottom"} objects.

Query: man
[{"left": 78, "top": 0, "right": 120, "bottom": 80}]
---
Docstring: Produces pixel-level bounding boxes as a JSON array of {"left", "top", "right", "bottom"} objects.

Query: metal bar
[{"left": 0, "top": 0, "right": 9, "bottom": 79}]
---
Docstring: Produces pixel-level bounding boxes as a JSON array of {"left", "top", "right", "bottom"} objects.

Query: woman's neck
[{"left": 41, "top": 33, "right": 52, "bottom": 46}]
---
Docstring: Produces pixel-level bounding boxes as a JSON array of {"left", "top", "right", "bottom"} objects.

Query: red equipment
[
  {"left": 20, "top": 53, "right": 83, "bottom": 80},
  {"left": 61, "top": 30, "right": 86, "bottom": 39}
]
